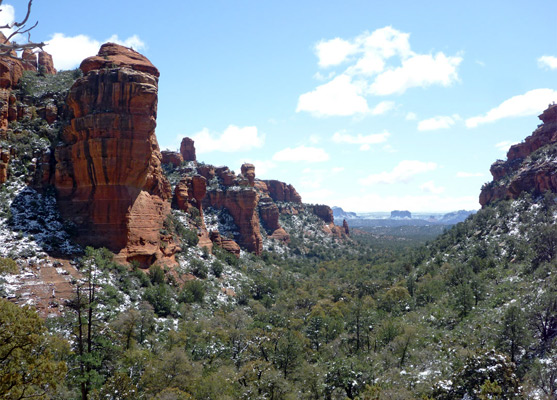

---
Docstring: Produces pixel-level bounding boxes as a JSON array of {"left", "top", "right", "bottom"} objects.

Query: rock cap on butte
[{"left": 80, "top": 42, "right": 159, "bottom": 77}]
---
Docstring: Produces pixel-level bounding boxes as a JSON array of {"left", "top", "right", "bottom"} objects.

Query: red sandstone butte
[
  {"left": 180, "top": 137, "right": 196, "bottom": 162},
  {"left": 54, "top": 43, "right": 172, "bottom": 265}
]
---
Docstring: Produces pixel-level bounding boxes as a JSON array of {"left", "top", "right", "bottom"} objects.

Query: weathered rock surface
[
  {"left": 54, "top": 43, "right": 172, "bottom": 265},
  {"left": 259, "top": 195, "right": 290, "bottom": 243},
  {"left": 241, "top": 163, "right": 255, "bottom": 187},
  {"left": 0, "top": 42, "right": 23, "bottom": 132},
  {"left": 480, "top": 104, "right": 557, "bottom": 206},
  {"left": 80, "top": 42, "right": 158, "bottom": 77},
  {"left": 38, "top": 51, "right": 56, "bottom": 75},
  {"left": 21, "top": 49, "right": 37, "bottom": 71},
  {"left": 210, "top": 231, "right": 241, "bottom": 257},
  {"left": 342, "top": 219, "right": 350, "bottom": 236},
  {"left": 204, "top": 188, "right": 262, "bottom": 254},
  {"left": 180, "top": 137, "right": 196, "bottom": 162},
  {"left": 174, "top": 175, "right": 207, "bottom": 213},
  {"left": 0, "top": 146, "right": 9, "bottom": 184},
  {"left": 161, "top": 150, "right": 184, "bottom": 167},
  {"left": 262, "top": 179, "right": 302, "bottom": 203}
]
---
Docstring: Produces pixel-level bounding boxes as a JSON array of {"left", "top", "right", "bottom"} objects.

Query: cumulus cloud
[
  {"left": 298, "top": 26, "right": 462, "bottom": 117},
  {"left": 369, "top": 52, "right": 462, "bottom": 96},
  {"left": 538, "top": 56, "right": 557, "bottom": 70},
  {"left": 315, "top": 37, "right": 358, "bottom": 68},
  {"left": 420, "top": 180, "right": 444, "bottom": 194},
  {"left": 189, "top": 125, "right": 264, "bottom": 154},
  {"left": 359, "top": 160, "right": 437, "bottom": 185},
  {"left": 296, "top": 74, "right": 369, "bottom": 117},
  {"left": 46, "top": 33, "right": 146, "bottom": 71},
  {"left": 332, "top": 130, "right": 390, "bottom": 151},
  {"left": 466, "top": 89, "right": 557, "bottom": 128},
  {"left": 418, "top": 114, "right": 460, "bottom": 131},
  {"left": 272, "top": 146, "right": 329, "bottom": 162},
  {"left": 457, "top": 172, "right": 484, "bottom": 178}
]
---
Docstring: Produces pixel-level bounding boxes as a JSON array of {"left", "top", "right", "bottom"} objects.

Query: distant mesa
[
  {"left": 390, "top": 210, "right": 412, "bottom": 219},
  {"left": 480, "top": 103, "right": 557, "bottom": 206},
  {"left": 332, "top": 206, "right": 358, "bottom": 220}
]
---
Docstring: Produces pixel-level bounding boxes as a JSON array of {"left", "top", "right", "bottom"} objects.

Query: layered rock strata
[
  {"left": 480, "top": 104, "right": 557, "bottom": 206},
  {"left": 54, "top": 43, "right": 172, "bottom": 264}
]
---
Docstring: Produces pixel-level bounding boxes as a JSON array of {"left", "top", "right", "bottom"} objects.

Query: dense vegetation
[{"left": 2, "top": 189, "right": 556, "bottom": 399}]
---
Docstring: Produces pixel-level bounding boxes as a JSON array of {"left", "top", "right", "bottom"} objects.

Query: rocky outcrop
[
  {"left": 38, "top": 51, "right": 56, "bottom": 75},
  {"left": 311, "top": 204, "right": 334, "bottom": 224},
  {"left": 204, "top": 188, "right": 262, "bottom": 254},
  {"left": 0, "top": 146, "right": 9, "bottom": 184},
  {"left": 54, "top": 43, "right": 172, "bottom": 265},
  {"left": 342, "top": 219, "right": 350, "bottom": 236},
  {"left": 161, "top": 150, "right": 184, "bottom": 167},
  {"left": 259, "top": 195, "right": 289, "bottom": 242},
  {"left": 174, "top": 175, "right": 207, "bottom": 213},
  {"left": 241, "top": 163, "right": 255, "bottom": 187},
  {"left": 210, "top": 231, "right": 241, "bottom": 257},
  {"left": 0, "top": 42, "right": 23, "bottom": 132},
  {"left": 180, "top": 137, "right": 196, "bottom": 162},
  {"left": 480, "top": 104, "right": 557, "bottom": 206},
  {"left": 21, "top": 49, "right": 37, "bottom": 72},
  {"left": 261, "top": 179, "right": 302, "bottom": 203}
]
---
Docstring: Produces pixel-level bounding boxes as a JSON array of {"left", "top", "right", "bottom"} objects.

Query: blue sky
[{"left": 3, "top": 0, "right": 557, "bottom": 212}]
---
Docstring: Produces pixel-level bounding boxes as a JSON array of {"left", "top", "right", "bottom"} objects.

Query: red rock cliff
[
  {"left": 54, "top": 43, "right": 172, "bottom": 265},
  {"left": 479, "top": 104, "right": 557, "bottom": 206}
]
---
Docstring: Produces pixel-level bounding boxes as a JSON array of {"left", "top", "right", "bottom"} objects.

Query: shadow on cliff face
[{"left": 8, "top": 185, "right": 82, "bottom": 256}]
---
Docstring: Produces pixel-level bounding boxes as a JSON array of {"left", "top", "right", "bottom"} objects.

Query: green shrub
[{"left": 178, "top": 280, "right": 205, "bottom": 304}]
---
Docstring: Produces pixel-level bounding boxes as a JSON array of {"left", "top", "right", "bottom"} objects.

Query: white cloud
[
  {"left": 46, "top": 33, "right": 146, "bottom": 71},
  {"left": 272, "top": 145, "right": 329, "bottom": 162},
  {"left": 466, "top": 89, "right": 557, "bottom": 128},
  {"left": 189, "top": 125, "right": 264, "bottom": 153},
  {"left": 369, "top": 52, "right": 462, "bottom": 96},
  {"left": 371, "top": 100, "right": 395, "bottom": 115},
  {"left": 300, "top": 26, "right": 462, "bottom": 117},
  {"left": 405, "top": 112, "right": 417, "bottom": 120},
  {"left": 331, "top": 167, "right": 345, "bottom": 174},
  {"left": 297, "top": 74, "right": 369, "bottom": 117},
  {"left": 332, "top": 130, "right": 390, "bottom": 151},
  {"left": 457, "top": 172, "right": 484, "bottom": 178},
  {"left": 315, "top": 37, "right": 358, "bottom": 68},
  {"left": 418, "top": 114, "right": 460, "bottom": 131},
  {"left": 495, "top": 140, "right": 518, "bottom": 153},
  {"left": 538, "top": 56, "right": 557, "bottom": 70},
  {"left": 359, "top": 160, "right": 437, "bottom": 185},
  {"left": 420, "top": 180, "right": 444, "bottom": 194}
]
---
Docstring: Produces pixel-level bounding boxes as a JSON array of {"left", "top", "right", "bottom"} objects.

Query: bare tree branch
[{"left": 0, "top": 0, "right": 44, "bottom": 56}]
